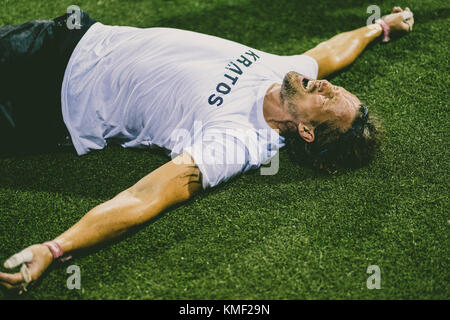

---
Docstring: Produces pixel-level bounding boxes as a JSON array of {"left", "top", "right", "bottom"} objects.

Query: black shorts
[{"left": 0, "top": 11, "right": 96, "bottom": 155}]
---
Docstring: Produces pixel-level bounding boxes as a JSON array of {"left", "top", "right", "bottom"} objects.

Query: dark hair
[{"left": 285, "top": 104, "right": 381, "bottom": 173}]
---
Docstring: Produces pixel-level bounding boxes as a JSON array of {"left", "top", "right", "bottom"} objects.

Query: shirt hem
[{"left": 60, "top": 22, "right": 102, "bottom": 156}]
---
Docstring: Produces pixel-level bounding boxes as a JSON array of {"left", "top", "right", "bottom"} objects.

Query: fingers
[
  {"left": 0, "top": 268, "right": 30, "bottom": 294},
  {"left": 4, "top": 248, "right": 33, "bottom": 269},
  {"left": 0, "top": 279, "right": 29, "bottom": 295},
  {"left": 402, "top": 9, "right": 413, "bottom": 21},
  {"left": 0, "top": 271, "right": 24, "bottom": 285},
  {"left": 0, "top": 270, "right": 26, "bottom": 293},
  {"left": 399, "top": 21, "right": 410, "bottom": 32},
  {"left": 402, "top": 8, "right": 414, "bottom": 31},
  {"left": 392, "top": 6, "right": 402, "bottom": 13},
  {"left": 20, "top": 264, "right": 32, "bottom": 283},
  {"left": 0, "top": 280, "right": 23, "bottom": 290},
  {"left": 0, "top": 280, "right": 23, "bottom": 291},
  {"left": 0, "top": 265, "right": 33, "bottom": 294}
]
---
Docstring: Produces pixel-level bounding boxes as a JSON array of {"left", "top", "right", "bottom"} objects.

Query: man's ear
[{"left": 298, "top": 122, "right": 315, "bottom": 143}]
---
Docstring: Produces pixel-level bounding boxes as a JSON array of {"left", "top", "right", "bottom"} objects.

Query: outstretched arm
[
  {"left": 53, "top": 152, "right": 201, "bottom": 251},
  {"left": 0, "top": 152, "right": 202, "bottom": 292},
  {"left": 304, "top": 6, "right": 414, "bottom": 79}
]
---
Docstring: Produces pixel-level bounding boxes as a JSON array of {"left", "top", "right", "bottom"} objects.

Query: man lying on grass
[{"left": 0, "top": 6, "right": 414, "bottom": 293}]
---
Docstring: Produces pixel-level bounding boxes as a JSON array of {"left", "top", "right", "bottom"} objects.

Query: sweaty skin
[{"left": 0, "top": 6, "right": 414, "bottom": 294}]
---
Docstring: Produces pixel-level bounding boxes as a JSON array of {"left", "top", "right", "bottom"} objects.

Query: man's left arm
[{"left": 304, "top": 6, "right": 414, "bottom": 79}]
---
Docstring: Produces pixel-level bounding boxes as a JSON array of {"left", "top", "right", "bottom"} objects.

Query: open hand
[{"left": 0, "top": 244, "right": 53, "bottom": 294}]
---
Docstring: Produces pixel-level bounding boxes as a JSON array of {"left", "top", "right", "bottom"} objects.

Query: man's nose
[{"left": 318, "top": 80, "right": 332, "bottom": 94}]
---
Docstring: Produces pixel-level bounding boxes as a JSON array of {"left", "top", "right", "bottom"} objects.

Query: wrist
[
  {"left": 43, "top": 240, "right": 72, "bottom": 262},
  {"left": 365, "top": 23, "right": 383, "bottom": 39},
  {"left": 369, "top": 22, "right": 383, "bottom": 33},
  {"left": 375, "top": 18, "right": 390, "bottom": 42},
  {"left": 40, "top": 244, "right": 54, "bottom": 264},
  {"left": 43, "top": 241, "right": 63, "bottom": 259}
]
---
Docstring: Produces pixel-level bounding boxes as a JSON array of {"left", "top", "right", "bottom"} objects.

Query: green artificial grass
[{"left": 0, "top": 0, "right": 448, "bottom": 299}]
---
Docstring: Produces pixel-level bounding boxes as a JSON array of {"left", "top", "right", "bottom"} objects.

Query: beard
[
  {"left": 281, "top": 71, "right": 300, "bottom": 103},
  {"left": 280, "top": 71, "right": 301, "bottom": 117}
]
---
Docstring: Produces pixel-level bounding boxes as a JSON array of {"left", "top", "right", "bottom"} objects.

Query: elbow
[{"left": 181, "top": 180, "right": 202, "bottom": 202}]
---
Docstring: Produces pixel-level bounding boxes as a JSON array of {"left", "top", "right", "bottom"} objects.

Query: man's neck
[{"left": 262, "top": 83, "right": 298, "bottom": 136}]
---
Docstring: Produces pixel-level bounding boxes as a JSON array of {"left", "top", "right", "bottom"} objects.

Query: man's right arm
[
  {"left": 54, "top": 152, "right": 202, "bottom": 252},
  {"left": 0, "top": 152, "right": 202, "bottom": 291}
]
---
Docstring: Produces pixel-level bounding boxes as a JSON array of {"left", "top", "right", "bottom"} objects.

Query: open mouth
[
  {"left": 300, "top": 75, "right": 313, "bottom": 90},
  {"left": 301, "top": 76, "right": 312, "bottom": 90}
]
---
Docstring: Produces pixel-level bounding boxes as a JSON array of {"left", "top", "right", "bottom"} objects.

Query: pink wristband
[
  {"left": 376, "top": 19, "right": 390, "bottom": 43},
  {"left": 43, "top": 241, "right": 72, "bottom": 261}
]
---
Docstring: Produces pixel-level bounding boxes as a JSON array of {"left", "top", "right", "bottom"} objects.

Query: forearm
[
  {"left": 52, "top": 189, "right": 162, "bottom": 253},
  {"left": 52, "top": 153, "right": 201, "bottom": 254},
  {"left": 305, "top": 24, "right": 382, "bottom": 79}
]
